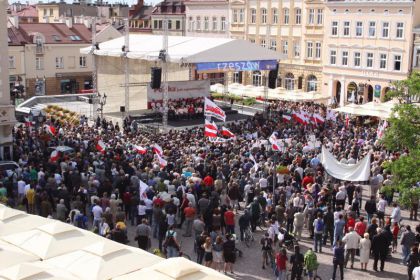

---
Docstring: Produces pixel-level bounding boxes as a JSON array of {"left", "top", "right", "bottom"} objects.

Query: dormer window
[{"left": 52, "top": 35, "right": 61, "bottom": 41}]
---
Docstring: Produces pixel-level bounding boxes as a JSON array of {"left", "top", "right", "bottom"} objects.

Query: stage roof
[{"left": 80, "top": 34, "right": 286, "bottom": 64}]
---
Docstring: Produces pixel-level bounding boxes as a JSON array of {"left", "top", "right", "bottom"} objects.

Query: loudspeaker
[
  {"left": 120, "top": 106, "right": 125, "bottom": 113},
  {"left": 268, "top": 64, "right": 279, "bottom": 89},
  {"left": 89, "top": 98, "right": 93, "bottom": 104},
  {"left": 150, "top": 67, "right": 162, "bottom": 89}
]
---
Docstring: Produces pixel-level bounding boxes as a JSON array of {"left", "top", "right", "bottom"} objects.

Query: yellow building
[
  {"left": 229, "top": 0, "right": 325, "bottom": 93},
  {"left": 322, "top": 0, "right": 420, "bottom": 106}
]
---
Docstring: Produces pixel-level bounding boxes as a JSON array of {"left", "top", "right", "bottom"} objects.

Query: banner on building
[
  {"left": 147, "top": 80, "right": 210, "bottom": 108},
  {"left": 196, "top": 60, "right": 278, "bottom": 72}
]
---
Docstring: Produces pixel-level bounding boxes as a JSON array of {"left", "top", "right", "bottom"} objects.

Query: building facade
[
  {"left": 8, "top": 19, "right": 93, "bottom": 96},
  {"left": 413, "top": 25, "right": 420, "bottom": 72},
  {"left": 185, "top": 0, "right": 229, "bottom": 38},
  {"left": 0, "top": 0, "right": 17, "bottom": 160},
  {"left": 322, "top": 0, "right": 419, "bottom": 106},
  {"left": 151, "top": 0, "right": 186, "bottom": 36},
  {"left": 228, "top": 0, "right": 325, "bottom": 93},
  {"left": 129, "top": 0, "right": 153, "bottom": 33}
]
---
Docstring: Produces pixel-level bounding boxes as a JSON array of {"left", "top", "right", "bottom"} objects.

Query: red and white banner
[
  {"left": 269, "top": 132, "right": 281, "bottom": 151},
  {"left": 204, "top": 120, "right": 218, "bottom": 138},
  {"left": 134, "top": 145, "right": 147, "bottom": 155},
  {"left": 50, "top": 150, "right": 59, "bottom": 162},
  {"left": 96, "top": 140, "right": 106, "bottom": 154},
  {"left": 204, "top": 97, "right": 226, "bottom": 122},
  {"left": 312, "top": 113, "right": 325, "bottom": 124},
  {"left": 147, "top": 80, "right": 210, "bottom": 108},
  {"left": 152, "top": 144, "right": 163, "bottom": 156},
  {"left": 345, "top": 114, "right": 350, "bottom": 128},
  {"left": 221, "top": 126, "right": 235, "bottom": 138},
  {"left": 377, "top": 120, "right": 388, "bottom": 139}
]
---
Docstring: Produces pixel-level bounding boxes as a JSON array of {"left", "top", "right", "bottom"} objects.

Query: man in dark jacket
[
  {"left": 372, "top": 227, "right": 389, "bottom": 272},
  {"left": 323, "top": 205, "right": 335, "bottom": 246},
  {"left": 239, "top": 209, "right": 251, "bottom": 241},
  {"left": 365, "top": 195, "right": 377, "bottom": 224}
]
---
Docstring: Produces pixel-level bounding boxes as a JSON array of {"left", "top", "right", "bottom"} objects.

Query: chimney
[
  {"left": 11, "top": 16, "right": 19, "bottom": 29},
  {"left": 65, "top": 17, "right": 73, "bottom": 28}
]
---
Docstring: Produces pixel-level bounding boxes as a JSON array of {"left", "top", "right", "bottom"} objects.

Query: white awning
[{"left": 80, "top": 34, "right": 286, "bottom": 63}]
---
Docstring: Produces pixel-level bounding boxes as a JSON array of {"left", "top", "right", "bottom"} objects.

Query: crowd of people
[
  {"left": 0, "top": 99, "right": 419, "bottom": 280},
  {"left": 149, "top": 97, "right": 204, "bottom": 120}
]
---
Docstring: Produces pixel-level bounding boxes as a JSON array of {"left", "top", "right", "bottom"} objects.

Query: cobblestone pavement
[{"left": 125, "top": 185, "right": 416, "bottom": 280}]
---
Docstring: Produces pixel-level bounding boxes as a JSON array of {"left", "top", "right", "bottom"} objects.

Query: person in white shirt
[
  {"left": 413, "top": 266, "right": 420, "bottom": 280},
  {"left": 259, "top": 177, "right": 268, "bottom": 190},
  {"left": 92, "top": 201, "right": 103, "bottom": 229},
  {"left": 342, "top": 227, "right": 361, "bottom": 269},
  {"left": 377, "top": 194, "right": 388, "bottom": 227},
  {"left": 390, "top": 202, "right": 401, "bottom": 224},
  {"left": 17, "top": 179, "right": 26, "bottom": 202}
]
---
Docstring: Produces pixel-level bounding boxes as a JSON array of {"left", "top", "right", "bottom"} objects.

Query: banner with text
[
  {"left": 147, "top": 80, "right": 210, "bottom": 108},
  {"left": 196, "top": 60, "right": 278, "bottom": 72}
]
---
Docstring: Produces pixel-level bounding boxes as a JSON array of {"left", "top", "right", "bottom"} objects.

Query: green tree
[{"left": 381, "top": 72, "right": 420, "bottom": 206}]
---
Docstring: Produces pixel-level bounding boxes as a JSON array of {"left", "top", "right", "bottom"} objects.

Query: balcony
[{"left": 35, "top": 44, "right": 44, "bottom": 55}]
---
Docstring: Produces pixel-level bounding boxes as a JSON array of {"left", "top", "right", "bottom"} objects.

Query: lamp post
[{"left": 29, "top": 108, "right": 46, "bottom": 130}]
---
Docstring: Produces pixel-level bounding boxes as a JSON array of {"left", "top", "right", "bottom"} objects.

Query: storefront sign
[
  {"left": 147, "top": 80, "right": 210, "bottom": 108},
  {"left": 196, "top": 60, "right": 278, "bottom": 72}
]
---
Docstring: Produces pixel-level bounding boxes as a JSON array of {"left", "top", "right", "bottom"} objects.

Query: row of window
[
  {"left": 33, "top": 56, "right": 87, "bottom": 70},
  {"left": 153, "top": 19, "right": 182, "bottom": 30},
  {"left": 188, "top": 16, "right": 227, "bottom": 32},
  {"left": 329, "top": 50, "right": 402, "bottom": 71},
  {"left": 247, "top": 8, "right": 322, "bottom": 25},
  {"left": 331, "top": 21, "right": 404, "bottom": 39},
  {"left": 256, "top": 39, "right": 321, "bottom": 59}
]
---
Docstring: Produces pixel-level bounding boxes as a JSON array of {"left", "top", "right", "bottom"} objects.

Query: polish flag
[
  {"left": 45, "top": 125, "right": 57, "bottom": 136},
  {"left": 221, "top": 126, "right": 235, "bottom": 138},
  {"left": 156, "top": 154, "right": 167, "bottom": 168},
  {"left": 96, "top": 140, "right": 106, "bottom": 154},
  {"left": 282, "top": 114, "right": 292, "bottom": 122},
  {"left": 152, "top": 144, "right": 163, "bottom": 156},
  {"left": 50, "top": 150, "right": 59, "bottom": 162},
  {"left": 292, "top": 112, "right": 307, "bottom": 125},
  {"left": 345, "top": 114, "right": 350, "bottom": 128},
  {"left": 326, "top": 110, "right": 337, "bottom": 122},
  {"left": 377, "top": 120, "right": 388, "bottom": 139},
  {"left": 24, "top": 117, "right": 34, "bottom": 127},
  {"left": 134, "top": 145, "right": 147, "bottom": 155},
  {"left": 204, "top": 120, "right": 218, "bottom": 138},
  {"left": 313, "top": 113, "right": 325, "bottom": 124},
  {"left": 269, "top": 132, "right": 281, "bottom": 151}
]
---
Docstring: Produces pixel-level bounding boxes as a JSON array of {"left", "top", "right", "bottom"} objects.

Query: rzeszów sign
[{"left": 196, "top": 60, "right": 278, "bottom": 72}]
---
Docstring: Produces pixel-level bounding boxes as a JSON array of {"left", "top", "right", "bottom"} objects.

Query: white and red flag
[
  {"left": 96, "top": 140, "right": 106, "bottom": 154},
  {"left": 292, "top": 111, "right": 308, "bottom": 125},
  {"left": 156, "top": 154, "right": 167, "bottom": 168},
  {"left": 133, "top": 145, "right": 147, "bottom": 155},
  {"left": 204, "top": 120, "right": 218, "bottom": 138},
  {"left": 313, "top": 113, "right": 325, "bottom": 124},
  {"left": 282, "top": 114, "right": 292, "bottom": 122},
  {"left": 50, "top": 150, "right": 59, "bottom": 162},
  {"left": 326, "top": 110, "right": 337, "bottom": 122},
  {"left": 345, "top": 114, "right": 350, "bottom": 128},
  {"left": 269, "top": 132, "right": 281, "bottom": 151},
  {"left": 152, "top": 144, "right": 163, "bottom": 156},
  {"left": 204, "top": 97, "right": 226, "bottom": 122},
  {"left": 221, "top": 126, "right": 235, "bottom": 138},
  {"left": 45, "top": 125, "right": 57, "bottom": 136}
]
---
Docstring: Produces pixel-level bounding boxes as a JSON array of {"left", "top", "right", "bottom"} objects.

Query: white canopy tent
[
  {"left": 80, "top": 34, "right": 285, "bottom": 63},
  {"left": 0, "top": 206, "right": 232, "bottom": 280}
]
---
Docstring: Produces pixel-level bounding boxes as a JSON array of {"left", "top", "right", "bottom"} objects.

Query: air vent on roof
[
  {"left": 69, "top": 35, "right": 81, "bottom": 41},
  {"left": 52, "top": 35, "right": 61, "bottom": 41}
]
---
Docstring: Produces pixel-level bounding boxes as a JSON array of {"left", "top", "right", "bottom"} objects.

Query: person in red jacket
[
  {"left": 302, "top": 175, "right": 314, "bottom": 189},
  {"left": 276, "top": 248, "right": 288, "bottom": 280},
  {"left": 354, "top": 216, "right": 367, "bottom": 237},
  {"left": 203, "top": 174, "right": 214, "bottom": 187},
  {"left": 224, "top": 206, "right": 235, "bottom": 235}
]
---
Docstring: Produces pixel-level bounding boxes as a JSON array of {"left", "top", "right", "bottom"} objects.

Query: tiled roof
[
  {"left": 9, "top": 5, "right": 38, "bottom": 18},
  {"left": 130, "top": 5, "right": 154, "bottom": 20},
  {"left": 18, "top": 23, "right": 91, "bottom": 44},
  {"left": 8, "top": 26, "right": 29, "bottom": 46}
]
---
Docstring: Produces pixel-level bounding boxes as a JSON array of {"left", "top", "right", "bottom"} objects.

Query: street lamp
[
  {"left": 29, "top": 108, "right": 46, "bottom": 129},
  {"left": 96, "top": 92, "right": 107, "bottom": 119}
]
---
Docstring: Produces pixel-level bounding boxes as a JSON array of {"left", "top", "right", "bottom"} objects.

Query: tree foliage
[{"left": 386, "top": 72, "right": 420, "bottom": 103}]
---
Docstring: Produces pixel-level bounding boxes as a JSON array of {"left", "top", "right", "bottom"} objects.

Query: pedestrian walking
[
  {"left": 135, "top": 218, "right": 151, "bottom": 251},
  {"left": 401, "top": 225, "right": 416, "bottom": 265},
  {"left": 331, "top": 240, "right": 345, "bottom": 280},
  {"left": 261, "top": 232, "right": 274, "bottom": 269},
  {"left": 303, "top": 248, "right": 319, "bottom": 280},
  {"left": 334, "top": 214, "right": 346, "bottom": 246},
  {"left": 223, "top": 233, "right": 236, "bottom": 275},
  {"left": 407, "top": 246, "right": 420, "bottom": 280},
  {"left": 202, "top": 236, "right": 213, "bottom": 267},
  {"left": 313, "top": 213, "right": 324, "bottom": 253},
  {"left": 359, "top": 233, "right": 371, "bottom": 271},
  {"left": 275, "top": 248, "right": 288, "bottom": 280},
  {"left": 342, "top": 227, "right": 361, "bottom": 269},
  {"left": 372, "top": 227, "right": 388, "bottom": 272},
  {"left": 290, "top": 245, "right": 304, "bottom": 280}
]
